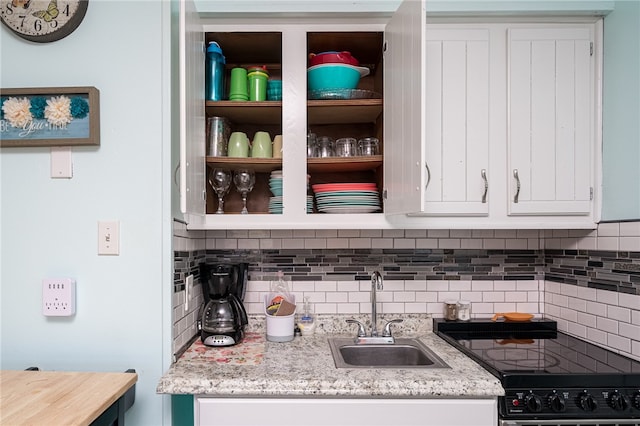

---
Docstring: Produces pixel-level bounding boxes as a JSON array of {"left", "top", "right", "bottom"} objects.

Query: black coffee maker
[{"left": 198, "top": 263, "right": 249, "bottom": 346}]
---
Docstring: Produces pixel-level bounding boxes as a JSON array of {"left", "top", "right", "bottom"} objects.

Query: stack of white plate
[
  {"left": 269, "top": 196, "right": 283, "bottom": 214},
  {"left": 312, "top": 183, "right": 381, "bottom": 214}
]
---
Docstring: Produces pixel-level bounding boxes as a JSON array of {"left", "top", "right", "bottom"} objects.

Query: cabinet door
[
  {"left": 195, "top": 397, "right": 497, "bottom": 426},
  {"left": 383, "top": 0, "right": 427, "bottom": 215},
  {"left": 179, "top": 0, "right": 206, "bottom": 219},
  {"left": 424, "top": 27, "right": 490, "bottom": 216},
  {"left": 508, "top": 27, "right": 593, "bottom": 215}
]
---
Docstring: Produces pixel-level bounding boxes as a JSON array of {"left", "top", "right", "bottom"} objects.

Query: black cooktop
[
  {"left": 435, "top": 319, "right": 640, "bottom": 419},
  {"left": 435, "top": 319, "right": 640, "bottom": 387}
]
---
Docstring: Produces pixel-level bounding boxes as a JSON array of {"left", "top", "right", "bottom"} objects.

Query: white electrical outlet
[
  {"left": 185, "top": 274, "right": 194, "bottom": 310},
  {"left": 42, "top": 278, "right": 76, "bottom": 316}
]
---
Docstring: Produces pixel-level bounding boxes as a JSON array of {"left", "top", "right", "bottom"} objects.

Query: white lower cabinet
[{"left": 194, "top": 397, "right": 498, "bottom": 426}]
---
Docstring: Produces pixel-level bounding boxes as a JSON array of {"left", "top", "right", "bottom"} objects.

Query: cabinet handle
[
  {"left": 174, "top": 164, "right": 180, "bottom": 186},
  {"left": 481, "top": 169, "right": 488, "bottom": 203},
  {"left": 513, "top": 169, "right": 520, "bottom": 203},
  {"left": 425, "top": 163, "right": 431, "bottom": 190}
]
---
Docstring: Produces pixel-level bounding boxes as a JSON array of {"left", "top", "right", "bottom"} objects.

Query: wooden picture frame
[{"left": 0, "top": 86, "right": 100, "bottom": 148}]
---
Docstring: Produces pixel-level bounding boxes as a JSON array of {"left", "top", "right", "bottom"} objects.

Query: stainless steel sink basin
[{"left": 328, "top": 337, "right": 450, "bottom": 369}]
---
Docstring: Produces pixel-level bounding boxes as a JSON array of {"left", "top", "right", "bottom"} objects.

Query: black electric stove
[{"left": 435, "top": 319, "right": 640, "bottom": 425}]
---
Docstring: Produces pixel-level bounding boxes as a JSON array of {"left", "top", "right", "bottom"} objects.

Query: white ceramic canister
[
  {"left": 456, "top": 300, "right": 471, "bottom": 321},
  {"left": 264, "top": 294, "right": 296, "bottom": 342}
]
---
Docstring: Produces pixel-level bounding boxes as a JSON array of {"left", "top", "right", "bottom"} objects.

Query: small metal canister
[
  {"left": 206, "top": 116, "right": 230, "bottom": 156},
  {"left": 444, "top": 300, "right": 458, "bottom": 321}
]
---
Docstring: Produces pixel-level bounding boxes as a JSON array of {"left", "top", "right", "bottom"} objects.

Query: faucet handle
[
  {"left": 346, "top": 319, "right": 367, "bottom": 337},
  {"left": 382, "top": 319, "right": 403, "bottom": 337}
]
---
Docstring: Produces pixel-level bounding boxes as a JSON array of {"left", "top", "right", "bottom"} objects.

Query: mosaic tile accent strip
[
  {"left": 545, "top": 249, "right": 640, "bottom": 295},
  {"left": 175, "top": 248, "right": 640, "bottom": 296},
  {"left": 201, "top": 249, "right": 546, "bottom": 283},
  {"left": 174, "top": 250, "right": 206, "bottom": 292}
]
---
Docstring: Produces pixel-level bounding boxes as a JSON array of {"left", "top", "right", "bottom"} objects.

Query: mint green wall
[
  {"left": 602, "top": 0, "right": 640, "bottom": 220},
  {"left": 0, "top": 2, "right": 173, "bottom": 425},
  {"left": 194, "top": 0, "right": 615, "bottom": 15}
]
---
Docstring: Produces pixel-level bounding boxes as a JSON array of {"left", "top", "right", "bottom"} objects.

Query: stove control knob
[
  {"left": 632, "top": 392, "right": 640, "bottom": 410},
  {"left": 608, "top": 391, "right": 629, "bottom": 411},
  {"left": 578, "top": 392, "right": 598, "bottom": 412},
  {"left": 548, "top": 393, "right": 566, "bottom": 413},
  {"left": 525, "top": 393, "right": 543, "bottom": 413}
]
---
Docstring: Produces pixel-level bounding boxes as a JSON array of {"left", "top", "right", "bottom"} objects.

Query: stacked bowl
[
  {"left": 307, "top": 51, "right": 370, "bottom": 93},
  {"left": 269, "top": 170, "right": 283, "bottom": 214}
]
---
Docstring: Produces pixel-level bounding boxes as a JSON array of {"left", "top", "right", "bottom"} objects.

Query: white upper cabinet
[
  {"left": 423, "top": 28, "right": 491, "bottom": 216},
  {"left": 178, "top": 0, "right": 428, "bottom": 229},
  {"left": 383, "top": 0, "right": 427, "bottom": 215},
  {"left": 179, "top": 0, "right": 206, "bottom": 219},
  {"left": 507, "top": 27, "right": 594, "bottom": 216},
  {"left": 406, "top": 21, "right": 600, "bottom": 228},
  {"left": 178, "top": 0, "right": 601, "bottom": 229}
]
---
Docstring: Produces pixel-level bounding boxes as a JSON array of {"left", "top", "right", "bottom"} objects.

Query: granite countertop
[{"left": 157, "top": 314, "right": 504, "bottom": 398}]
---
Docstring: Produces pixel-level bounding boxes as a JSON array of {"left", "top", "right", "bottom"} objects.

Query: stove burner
[{"left": 484, "top": 348, "right": 561, "bottom": 370}]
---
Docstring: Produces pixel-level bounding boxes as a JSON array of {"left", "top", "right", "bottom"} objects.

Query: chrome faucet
[
  {"left": 346, "top": 270, "right": 403, "bottom": 345},
  {"left": 370, "top": 270, "right": 383, "bottom": 337}
]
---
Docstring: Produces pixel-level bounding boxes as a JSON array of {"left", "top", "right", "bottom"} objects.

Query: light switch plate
[
  {"left": 98, "top": 221, "right": 119, "bottom": 255},
  {"left": 42, "top": 278, "right": 76, "bottom": 316},
  {"left": 50, "top": 147, "right": 73, "bottom": 178}
]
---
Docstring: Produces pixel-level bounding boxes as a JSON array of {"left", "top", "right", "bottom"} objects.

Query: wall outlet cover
[
  {"left": 185, "top": 274, "right": 194, "bottom": 310},
  {"left": 42, "top": 278, "right": 76, "bottom": 316}
]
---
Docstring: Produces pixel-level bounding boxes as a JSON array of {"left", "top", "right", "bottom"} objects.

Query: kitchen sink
[{"left": 328, "top": 337, "right": 450, "bottom": 369}]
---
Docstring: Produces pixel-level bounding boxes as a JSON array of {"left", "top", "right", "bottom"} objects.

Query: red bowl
[{"left": 309, "top": 51, "right": 359, "bottom": 67}]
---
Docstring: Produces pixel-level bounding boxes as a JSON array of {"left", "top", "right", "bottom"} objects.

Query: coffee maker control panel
[{"left": 203, "top": 335, "right": 237, "bottom": 346}]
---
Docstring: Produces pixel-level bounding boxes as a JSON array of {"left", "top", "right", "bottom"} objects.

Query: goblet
[
  {"left": 233, "top": 169, "right": 256, "bottom": 214},
  {"left": 208, "top": 169, "right": 232, "bottom": 214}
]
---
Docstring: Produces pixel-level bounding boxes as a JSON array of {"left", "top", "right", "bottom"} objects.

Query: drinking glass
[
  {"left": 316, "top": 136, "right": 334, "bottom": 158},
  {"left": 233, "top": 169, "right": 256, "bottom": 214},
  {"left": 208, "top": 169, "right": 232, "bottom": 214}
]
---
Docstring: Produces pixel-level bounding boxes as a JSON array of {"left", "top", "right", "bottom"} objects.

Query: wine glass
[
  {"left": 208, "top": 169, "right": 232, "bottom": 214},
  {"left": 233, "top": 169, "right": 256, "bottom": 214}
]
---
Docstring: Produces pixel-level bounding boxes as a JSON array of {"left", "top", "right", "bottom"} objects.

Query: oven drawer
[{"left": 500, "top": 419, "right": 640, "bottom": 426}]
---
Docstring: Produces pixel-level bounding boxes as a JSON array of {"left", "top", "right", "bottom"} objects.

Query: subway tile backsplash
[{"left": 173, "top": 223, "right": 640, "bottom": 361}]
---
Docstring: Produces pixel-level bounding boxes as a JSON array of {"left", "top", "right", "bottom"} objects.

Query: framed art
[{"left": 0, "top": 86, "right": 99, "bottom": 147}]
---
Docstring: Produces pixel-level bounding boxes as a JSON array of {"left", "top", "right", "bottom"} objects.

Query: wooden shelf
[
  {"left": 308, "top": 99, "right": 383, "bottom": 124},
  {"left": 206, "top": 156, "right": 381, "bottom": 174},
  {"left": 307, "top": 156, "right": 382, "bottom": 173},
  {"left": 206, "top": 157, "right": 282, "bottom": 173},
  {"left": 206, "top": 101, "right": 282, "bottom": 125},
  {"left": 206, "top": 99, "right": 382, "bottom": 125}
]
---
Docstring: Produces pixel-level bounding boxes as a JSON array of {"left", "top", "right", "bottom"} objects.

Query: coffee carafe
[{"left": 198, "top": 263, "right": 249, "bottom": 347}]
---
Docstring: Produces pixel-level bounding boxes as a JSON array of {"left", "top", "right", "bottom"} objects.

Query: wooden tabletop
[{"left": 0, "top": 370, "right": 137, "bottom": 426}]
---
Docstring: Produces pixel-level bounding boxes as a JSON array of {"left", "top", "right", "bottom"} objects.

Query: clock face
[{"left": 0, "top": 0, "right": 88, "bottom": 43}]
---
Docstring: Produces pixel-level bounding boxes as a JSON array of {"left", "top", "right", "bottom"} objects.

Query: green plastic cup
[
  {"left": 248, "top": 68, "right": 269, "bottom": 101},
  {"left": 228, "top": 68, "right": 248, "bottom": 101}
]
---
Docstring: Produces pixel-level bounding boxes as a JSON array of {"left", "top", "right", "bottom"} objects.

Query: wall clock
[{"left": 0, "top": 0, "right": 88, "bottom": 43}]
